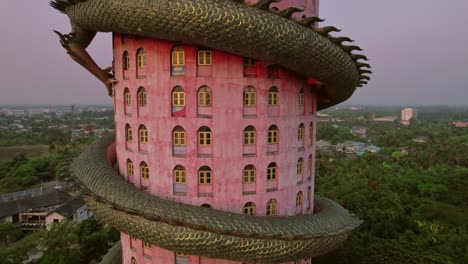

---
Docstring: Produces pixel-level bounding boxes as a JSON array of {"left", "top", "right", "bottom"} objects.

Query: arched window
[
  {"left": 268, "top": 86, "right": 279, "bottom": 106},
  {"left": 309, "top": 122, "right": 314, "bottom": 145},
  {"left": 298, "top": 123, "right": 305, "bottom": 141},
  {"left": 171, "top": 46, "right": 185, "bottom": 66},
  {"left": 136, "top": 48, "right": 146, "bottom": 68},
  {"left": 197, "top": 86, "right": 212, "bottom": 107},
  {"left": 172, "top": 86, "right": 185, "bottom": 107},
  {"left": 243, "top": 202, "right": 256, "bottom": 216},
  {"left": 173, "top": 165, "right": 187, "bottom": 184},
  {"left": 243, "top": 86, "right": 256, "bottom": 107},
  {"left": 267, "top": 162, "right": 277, "bottom": 181},
  {"left": 139, "top": 125, "right": 148, "bottom": 144},
  {"left": 243, "top": 126, "right": 256, "bottom": 145},
  {"left": 242, "top": 165, "right": 256, "bottom": 184},
  {"left": 173, "top": 126, "right": 186, "bottom": 146},
  {"left": 198, "top": 50, "right": 212, "bottom": 65},
  {"left": 198, "top": 127, "right": 212, "bottom": 146},
  {"left": 308, "top": 154, "right": 313, "bottom": 178},
  {"left": 125, "top": 124, "right": 132, "bottom": 142},
  {"left": 296, "top": 191, "right": 303, "bottom": 208},
  {"left": 198, "top": 166, "right": 212, "bottom": 185},
  {"left": 123, "top": 51, "right": 130, "bottom": 70},
  {"left": 131, "top": 257, "right": 137, "bottom": 264},
  {"left": 298, "top": 88, "right": 305, "bottom": 105},
  {"left": 266, "top": 199, "right": 277, "bottom": 216},
  {"left": 137, "top": 87, "right": 147, "bottom": 107},
  {"left": 267, "top": 125, "right": 278, "bottom": 144},
  {"left": 307, "top": 186, "right": 312, "bottom": 209},
  {"left": 124, "top": 88, "right": 131, "bottom": 106},
  {"left": 127, "top": 159, "right": 134, "bottom": 176},
  {"left": 297, "top": 158, "right": 304, "bottom": 175},
  {"left": 144, "top": 241, "right": 151, "bottom": 249},
  {"left": 140, "top": 161, "right": 149, "bottom": 180}
]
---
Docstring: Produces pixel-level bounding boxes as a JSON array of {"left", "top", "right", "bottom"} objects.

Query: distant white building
[{"left": 401, "top": 108, "right": 417, "bottom": 125}]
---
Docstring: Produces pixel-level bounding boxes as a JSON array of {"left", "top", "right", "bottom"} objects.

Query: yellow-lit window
[
  {"left": 243, "top": 202, "right": 256, "bottom": 216},
  {"left": 173, "top": 127, "right": 186, "bottom": 146},
  {"left": 171, "top": 46, "right": 185, "bottom": 66},
  {"left": 138, "top": 87, "right": 147, "bottom": 107},
  {"left": 198, "top": 127, "right": 212, "bottom": 146},
  {"left": 198, "top": 50, "right": 212, "bottom": 65},
  {"left": 296, "top": 191, "right": 303, "bottom": 208},
  {"left": 127, "top": 159, "right": 134, "bottom": 176},
  {"left": 243, "top": 165, "right": 256, "bottom": 183},
  {"left": 123, "top": 51, "right": 130, "bottom": 70},
  {"left": 140, "top": 162, "right": 149, "bottom": 180},
  {"left": 243, "top": 58, "right": 256, "bottom": 66},
  {"left": 299, "top": 88, "right": 305, "bottom": 105},
  {"left": 266, "top": 199, "right": 277, "bottom": 216},
  {"left": 198, "top": 86, "right": 212, "bottom": 107},
  {"left": 243, "top": 86, "right": 256, "bottom": 107},
  {"left": 267, "top": 163, "right": 277, "bottom": 181},
  {"left": 137, "top": 48, "right": 146, "bottom": 68},
  {"left": 298, "top": 124, "right": 304, "bottom": 141},
  {"left": 267, "top": 125, "right": 278, "bottom": 144},
  {"left": 172, "top": 86, "right": 185, "bottom": 107},
  {"left": 124, "top": 88, "right": 131, "bottom": 106},
  {"left": 143, "top": 241, "right": 151, "bottom": 249},
  {"left": 243, "top": 126, "right": 256, "bottom": 145},
  {"left": 297, "top": 158, "right": 304, "bottom": 175},
  {"left": 173, "top": 165, "right": 186, "bottom": 184},
  {"left": 126, "top": 125, "right": 132, "bottom": 142},
  {"left": 268, "top": 86, "right": 278, "bottom": 106},
  {"left": 198, "top": 167, "right": 212, "bottom": 185},
  {"left": 139, "top": 125, "right": 148, "bottom": 144}
]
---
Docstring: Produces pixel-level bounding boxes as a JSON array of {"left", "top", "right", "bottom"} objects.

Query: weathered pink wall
[{"left": 114, "top": 1, "right": 319, "bottom": 263}]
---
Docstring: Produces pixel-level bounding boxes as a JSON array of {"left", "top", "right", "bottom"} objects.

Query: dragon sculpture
[{"left": 51, "top": 0, "right": 371, "bottom": 263}]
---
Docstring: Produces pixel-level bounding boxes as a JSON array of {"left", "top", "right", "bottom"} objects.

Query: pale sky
[{"left": 0, "top": 0, "right": 467, "bottom": 105}]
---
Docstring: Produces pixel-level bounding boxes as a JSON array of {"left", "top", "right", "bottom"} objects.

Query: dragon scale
[{"left": 52, "top": 0, "right": 370, "bottom": 262}]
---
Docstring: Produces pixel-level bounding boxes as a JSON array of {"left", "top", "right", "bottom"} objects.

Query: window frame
[
  {"left": 243, "top": 126, "right": 256, "bottom": 145},
  {"left": 299, "top": 88, "right": 305, "bottom": 106},
  {"left": 127, "top": 159, "right": 134, "bottom": 176},
  {"left": 173, "top": 127, "right": 186, "bottom": 146},
  {"left": 136, "top": 48, "right": 146, "bottom": 68},
  {"left": 243, "top": 202, "right": 256, "bottom": 216},
  {"left": 242, "top": 165, "right": 256, "bottom": 184},
  {"left": 197, "top": 86, "right": 212, "bottom": 107},
  {"left": 123, "top": 51, "right": 130, "bottom": 70},
  {"left": 173, "top": 166, "right": 187, "bottom": 184},
  {"left": 197, "top": 50, "right": 212, "bottom": 66},
  {"left": 124, "top": 88, "right": 131, "bottom": 106},
  {"left": 267, "top": 125, "right": 278, "bottom": 144},
  {"left": 126, "top": 124, "right": 133, "bottom": 142},
  {"left": 198, "top": 127, "right": 212, "bottom": 146},
  {"left": 198, "top": 167, "right": 212, "bottom": 185},
  {"left": 171, "top": 46, "right": 185, "bottom": 66},
  {"left": 266, "top": 199, "right": 277, "bottom": 216},
  {"left": 243, "top": 86, "right": 256, "bottom": 107},
  {"left": 268, "top": 87, "right": 279, "bottom": 106},
  {"left": 140, "top": 162, "right": 149, "bottom": 180},
  {"left": 139, "top": 125, "right": 148, "bottom": 144},
  {"left": 172, "top": 86, "right": 185, "bottom": 107},
  {"left": 137, "top": 87, "right": 147, "bottom": 107},
  {"left": 267, "top": 163, "right": 277, "bottom": 181}
]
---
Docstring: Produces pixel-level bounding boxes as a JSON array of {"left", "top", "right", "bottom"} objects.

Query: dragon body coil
[{"left": 52, "top": 0, "right": 371, "bottom": 262}]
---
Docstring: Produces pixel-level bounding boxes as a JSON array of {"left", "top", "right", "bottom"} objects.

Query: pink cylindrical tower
[{"left": 113, "top": 1, "right": 320, "bottom": 263}]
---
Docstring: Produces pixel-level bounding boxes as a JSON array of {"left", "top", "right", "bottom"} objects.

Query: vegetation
[
  {"left": 0, "top": 219, "right": 119, "bottom": 264},
  {"left": 315, "top": 107, "right": 468, "bottom": 264}
]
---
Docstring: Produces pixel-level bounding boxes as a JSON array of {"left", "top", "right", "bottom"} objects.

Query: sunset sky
[{"left": 0, "top": 0, "right": 467, "bottom": 105}]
